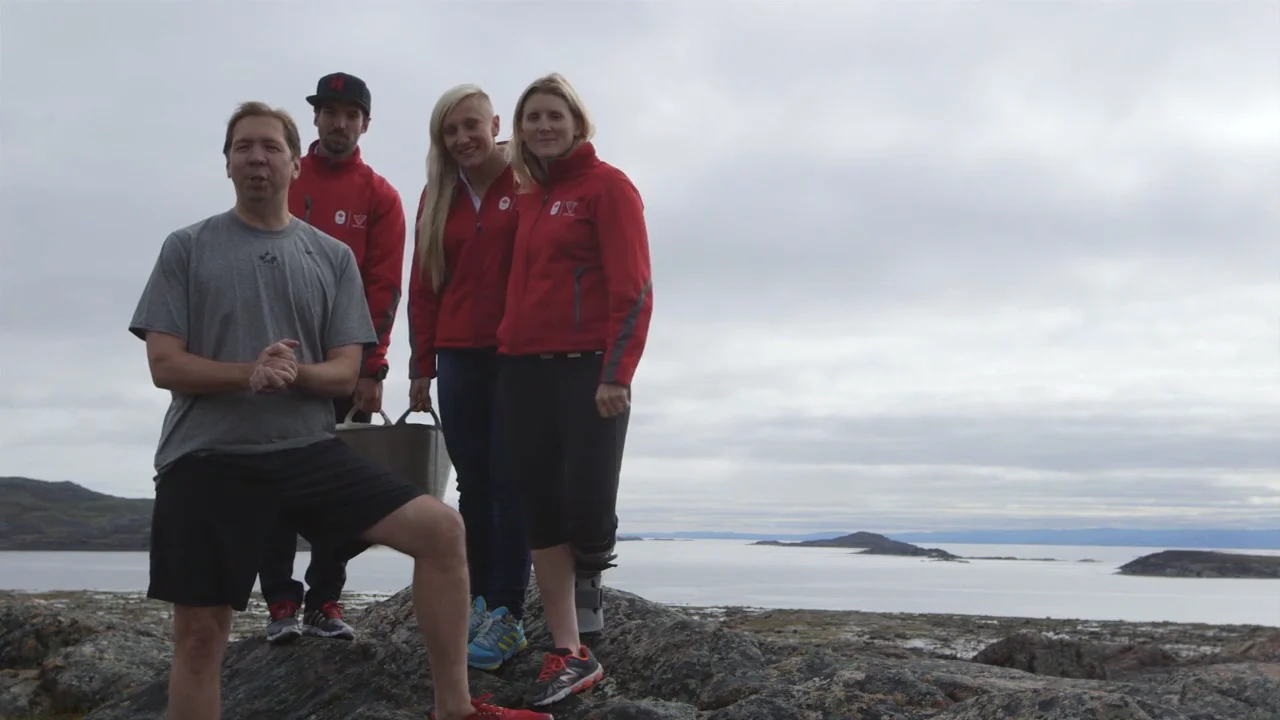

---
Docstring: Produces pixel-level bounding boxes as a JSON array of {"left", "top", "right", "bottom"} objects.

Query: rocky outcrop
[
  {"left": 1, "top": 587, "right": 1277, "bottom": 719},
  {"left": 1216, "top": 632, "right": 1280, "bottom": 664},
  {"left": 1118, "top": 549, "right": 1280, "bottom": 579},
  {"left": 971, "top": 630, "right": 1179, "bottom": 680},
  {"left": 0, "top": 596, "right": 171, "bottom": 716}
]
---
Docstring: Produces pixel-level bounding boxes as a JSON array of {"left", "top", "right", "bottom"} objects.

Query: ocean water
[{"left": 2, "top": 540, "right": 1277, "bottom": 626}]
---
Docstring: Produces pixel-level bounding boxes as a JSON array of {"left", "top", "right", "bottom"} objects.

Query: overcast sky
[{"left": 2, "top": 1, "right": 1278, "bottom": 534}]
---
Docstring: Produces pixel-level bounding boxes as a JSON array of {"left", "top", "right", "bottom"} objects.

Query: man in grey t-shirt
[
  {"left": 131, "top": 207, "right": 377, "bottom": 472},
  {"left": 127, "top": 101, "right": 544, "bottom": 720}
]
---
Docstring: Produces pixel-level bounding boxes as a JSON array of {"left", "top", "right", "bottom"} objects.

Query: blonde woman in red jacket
[
  {"left": 406, "top": 85, "right": 533, "bottom": 672},
  {"left": 497, "top": 72, "right": 654, "bottom": 708}
]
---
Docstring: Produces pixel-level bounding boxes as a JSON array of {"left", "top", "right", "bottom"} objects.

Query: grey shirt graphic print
[{"left": 129, "top": 210, "right": 378, "bottom": 474}]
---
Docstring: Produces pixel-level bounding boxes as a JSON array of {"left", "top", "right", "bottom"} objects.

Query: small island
[
  {"left": 1117, "top": 549, "right": 1280, "bottom": 579},
  {"left": 754, "top": 531, "right": 960, "bottom": 560}
]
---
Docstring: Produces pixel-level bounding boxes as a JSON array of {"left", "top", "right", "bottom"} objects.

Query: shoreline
[{"left": 3, "top": 589, "right": 1271, "bottom": 659}]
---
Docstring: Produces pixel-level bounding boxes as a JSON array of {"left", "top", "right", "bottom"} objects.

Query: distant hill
[
  {"left": 753, "top": 532, "right": 959, "bottom": 560},
  {"left": 0, "top": 476, "right": 154, "bottom": 551},
  {"left": 626, "top": 529, "right": 1280, "bottom": 550},
  {"left": 0, "top": 477, "right": 309, "bottom": 551},
  {"left": 626, "top": 531, "right": 853, "bottom": 542},
  {"left": 9, "top": 476, "right": 1274, "bottom": 554},
  {"left": 627, "top": 529, "right": 1280, "bottom": 550},
  {"left": 889, "top": 529, "right": 1280, "bottom": 550},
  {"left": 1117, "top": 550, "right": 1280, "bottom": 579}
]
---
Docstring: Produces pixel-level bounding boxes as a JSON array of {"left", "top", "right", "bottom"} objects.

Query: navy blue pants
[{"left": 437, "top": 348, "right": 533, "bottom": 620}]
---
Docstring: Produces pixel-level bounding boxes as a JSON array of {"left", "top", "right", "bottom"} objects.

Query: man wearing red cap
[{"left": 256, "top": 71, "right": 407, "bottom": 644}]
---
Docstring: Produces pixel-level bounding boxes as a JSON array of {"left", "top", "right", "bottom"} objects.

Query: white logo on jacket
[
  {"left": 563, "top": 201, "right": 578, "bottom": 217},
  {"left": 550, "top": 201, "right": 561, "bottom": 215},
  {"left": 334, "top": 210, "right": 347, "bottom": 225},
  {"left": 353, "top": 214, "right": 367, "bottom": 228},
  {"left": 499, "top": 196, "right": 511, "bottom": 210}
]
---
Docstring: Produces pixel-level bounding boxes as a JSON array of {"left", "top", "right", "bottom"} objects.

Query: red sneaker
[
  {"left": 525, "top": 646, "right": 603, "bottom": 707},
  {"left": 433, "top": 695, "right": 555, "bottom": 719},
  {"left": 265, "top": 600, "right": 302, "bottom": 644},
  {"left": 303, "top": 600, "right": 355, "bottom": 640}
]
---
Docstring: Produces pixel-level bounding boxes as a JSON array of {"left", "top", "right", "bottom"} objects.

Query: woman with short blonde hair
[{"left": 497, "top": 72, "right": 655, "bottom": 708}]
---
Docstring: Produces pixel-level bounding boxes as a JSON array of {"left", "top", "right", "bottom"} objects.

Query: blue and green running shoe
[
  {"left": 468, "top": 596, "right": 489, "bottom": 643},
  {"left": 467, "top": 605, "right": 528, "bottom": 670}
]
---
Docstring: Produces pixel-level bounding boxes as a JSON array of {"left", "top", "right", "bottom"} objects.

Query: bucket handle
[
  {"left": 339, "top": 406, "right": 442, "bottom": 428},
  {"left": 395, "top": 407, "right": 441, "bottom": 427}
]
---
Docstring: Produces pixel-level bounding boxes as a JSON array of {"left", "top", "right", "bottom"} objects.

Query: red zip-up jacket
[
  {"left": 498, "top": 142, "right": 653, "bottom": 386},
  {"left": 407, "top": 164, "right": 520, "bottom": 379},
  {"left": 288, "top": 140, "right": 406, "bottom": 379}
]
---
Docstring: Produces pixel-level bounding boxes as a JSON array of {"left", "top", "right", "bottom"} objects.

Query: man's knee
[
  {"left": 367, "top": 495, "right": 465, "bottom": 559},
  {"left": 419, "top": 497, "right": 466, "bottom": 555},
  {"left": 172, "top": 606, "right": 231, "bottom": 672}
]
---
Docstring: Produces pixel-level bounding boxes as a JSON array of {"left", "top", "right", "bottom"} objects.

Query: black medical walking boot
[{"left": 575, "top": 571, "right": 605, "bottom": 634}]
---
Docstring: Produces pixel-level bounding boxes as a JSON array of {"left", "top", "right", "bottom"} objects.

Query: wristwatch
[{"left": 363, "top": 365, "right": 389, "bottom": 381}]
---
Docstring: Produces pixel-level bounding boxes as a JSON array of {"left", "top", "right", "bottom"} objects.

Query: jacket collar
[{"left": 544, "top": 141, "right": 598, "bottom": 185}]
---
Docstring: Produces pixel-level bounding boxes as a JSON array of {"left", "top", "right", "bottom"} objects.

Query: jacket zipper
[
  {"left": 516, "top": 192, "right": 551, "bottom": 348},
  {"left": 573, "top": 265, "right": 587, "bottom": 331}
]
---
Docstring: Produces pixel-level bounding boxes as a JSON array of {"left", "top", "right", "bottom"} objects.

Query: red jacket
[
  {"left": 288, "top": 140, "right": 406, "bottom": 379},
  {"left": 407, "top": 164, "right": 520, "bottom": 379},
  {"left": 498, "top": 142, "right": 653, "bottom": 386}
]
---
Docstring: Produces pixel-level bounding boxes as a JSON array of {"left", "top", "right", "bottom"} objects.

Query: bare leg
[
  {"left": 532, "top": 543, "right": 580, "bottom": 650},
  {"left": 363, "top": 495, "right": 473, "bottom": 720},
  {"left": 168, "top": 605, "right": 232, "bottom": 720}
]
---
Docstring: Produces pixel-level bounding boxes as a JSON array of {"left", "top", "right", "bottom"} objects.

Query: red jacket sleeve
[
  {"left": 359, "top": 177, "right": 406, "bottom": 378},
  {"left": 595, "top": 170, "right": 653, "bottom": 386},
  {"left": 406, "top": 186, "right": 441, "bottom": 379}
]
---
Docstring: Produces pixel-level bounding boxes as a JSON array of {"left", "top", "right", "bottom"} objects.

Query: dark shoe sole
[
  {"left": 266, "top": 626, "right": 303, "bottom": 645},
  {"left": 304, "top": 626, "right": 355, "bottom": 640}
]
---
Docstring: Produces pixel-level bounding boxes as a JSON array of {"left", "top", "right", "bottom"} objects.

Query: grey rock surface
[
  {"left": 972, "top": 630, "right": 1179, "bottom": 681},
  {"left": 0, "top": 594, "right": 171, "bottom": 717},
  {"left": 0, "top": 585, "right": 1275, "bottom": 719}
]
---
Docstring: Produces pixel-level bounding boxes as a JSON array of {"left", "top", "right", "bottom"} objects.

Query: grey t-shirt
[{"left": 129, "top": 209, "right": 378, "bottom": 474}]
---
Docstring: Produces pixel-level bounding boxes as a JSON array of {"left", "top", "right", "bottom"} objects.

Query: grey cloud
[
  {"left": 622, "top": 3, "right": 1280, "bottom": 316},
  {"left": 2, "top": 1, "right": 1278, "bottom": 532},
  {"left": 629, "top": 408, "right": 1280, "bottom": 473},
  {"left": 0, "top": 186, "right": 228, "bottom": 337},
  {"left": 697, "top": 1, "right": 1277, "bottom": 117},
  {"left": 645, "top": 146, "right": 1277, "bottom": 311},
  {"left": 613, "top": 464, "right": 1280, "bottom": 533}
]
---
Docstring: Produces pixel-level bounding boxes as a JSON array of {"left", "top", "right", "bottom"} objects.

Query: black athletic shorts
[{"left": 147, "top": 437, "right": 425, "bottom": 611}]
